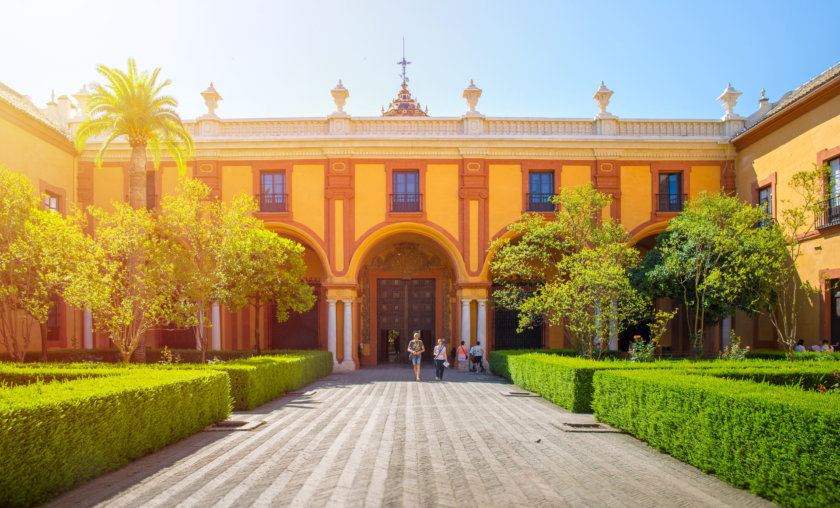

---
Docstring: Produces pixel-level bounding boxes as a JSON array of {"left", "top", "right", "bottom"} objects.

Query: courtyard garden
[
  {"left": 0, "top": 350, "right": 333, "bottom": 507},
  {"left": 490, "top": 349, "right": 840, "bottom": 507}
]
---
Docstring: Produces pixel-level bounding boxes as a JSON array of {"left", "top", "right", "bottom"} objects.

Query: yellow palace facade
[{"left": 1, "top": 63, "right": 839, "bottom": 366}]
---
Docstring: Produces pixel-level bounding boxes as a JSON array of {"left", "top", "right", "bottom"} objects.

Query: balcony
[
  {"left": 390, "top": 193, "right": 422, "bottom": 213},
  {"left": 656, "top": 193, "right": 686, "bottom": 213},
  {"left": 816, "top": 197, "right": 840, "bottom": 229},
  {"left": 527, "top": 193, "right": 556, "bottom": 212},
  {"left": 258, "top": 193, "right": 288, "bottom": 213}
]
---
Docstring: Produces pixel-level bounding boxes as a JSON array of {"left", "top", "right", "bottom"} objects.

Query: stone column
[
  {"left": 609, "top": 298, "right": 618, "bottom": 350},
  {"left": 461, "top": 299, "right": 472, "bottom": 347},
  {"left": 83, "top": 309, "right": 93, "bottom": 349},
  {"left": 211, "top": 303, "right": 221, "bottom": 350},
  {"left": 721, "top": 316, "right": 732, "bottom": 349},
  {"left": 477, "top": 299, "right": 488, "bottom": 367},
  {"left": 327, "top": 299, "right": 338, "bottom": 365},
  {"left": 342, "top": 299, "right": 355, "bottom": 370}
]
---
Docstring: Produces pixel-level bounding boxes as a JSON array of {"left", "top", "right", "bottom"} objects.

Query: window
[
  {"left": 260, "top": 171, "right": 287, "bottom": 212},
  {"left": 657, "top": 173, "right": 684, "bottom": 212},
  {"left": 391, "top": 170, "right": 420, "bottom": 212},
  {"left": 527, "top": 172, "right": 555, "bottom": 212},
  {"left": 819, "top": 157, "right": 840, "bottom": 229},
  {"left": 758, "top": 185, "right": 773, "bottom": 227},
  {"left": 43, "top": 193, "right": 59, "bottom": 212}
]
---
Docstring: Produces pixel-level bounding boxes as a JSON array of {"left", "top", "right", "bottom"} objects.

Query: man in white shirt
[{"left": 469, "top": 341, "right": 485, "bottom": 373}]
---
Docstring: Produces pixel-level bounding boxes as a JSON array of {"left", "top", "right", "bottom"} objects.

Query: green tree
[
  {"left": 66, "top": 203, "right": 192, "bottom": 363},
  {"left": 762, "top": 164, "right": 831, "bottom": 360},
  {"left": 214, "top": 227, "right": 316, "bottom": 354},
  {"left": 75, "top": 58, "right": 193, "bottom": 362},
  {"left": 158, "top": 178, "right": 262, "bottom": 363},
  {"left": 0, "top": 167, "right": 91, "bottom": 362},
  {"left": 490, "top": 184, "right": 644, "bottom": 358},
  {"left": 638, "top": 192, "right": 780, "bottom": 355}
]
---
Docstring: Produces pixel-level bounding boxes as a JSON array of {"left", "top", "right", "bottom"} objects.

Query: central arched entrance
[{"left": 358, "top": 236, "right": 455, "bottom": 366}]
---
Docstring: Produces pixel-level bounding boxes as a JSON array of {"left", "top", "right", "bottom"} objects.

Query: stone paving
[{"left": 47, "top": 365, "right": 774, "bottom": 508}]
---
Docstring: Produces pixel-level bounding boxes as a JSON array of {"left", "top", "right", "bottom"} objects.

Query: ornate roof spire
[{"left": 382, "top": 39, "right": 428, "bottom": 117}]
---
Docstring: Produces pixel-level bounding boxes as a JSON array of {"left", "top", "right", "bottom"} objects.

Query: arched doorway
[
  {"left": 267, "top": 237, "right": 327, "bottom": 351},
  {"left": 358, "top": 236, "right": 455, "bottom": 366}
]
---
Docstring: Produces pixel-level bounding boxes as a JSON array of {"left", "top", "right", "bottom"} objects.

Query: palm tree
[
  {"left": 75, "top": 58, "right": 193, "bottom": 209},
  {"left": 75, "top": 59, "right": 193, "bottom": 362}
]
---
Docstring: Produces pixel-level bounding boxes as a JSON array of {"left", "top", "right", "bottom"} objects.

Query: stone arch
[
  {"left": 354, "top": 232, "right": 458, "bottom": 365},
  {"left": 264, "top": 223, "right": 330, "bottom": 280},
  {"left": 349, "top": 223, "right": 468, "bottom": 283}
]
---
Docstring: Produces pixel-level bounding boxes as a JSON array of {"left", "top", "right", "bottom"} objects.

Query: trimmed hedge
[
  {"left": 0, "top": 364, "right": 231, "bottom": 507},
  {"left": 745, "top": 349, "right": 840, "bottom": 361},
  {"left": 489, "top": 350, "right": 839, "bottom": 413},
  {"left": 0, "top": 348, "right": 311, "bottom": 364},
  {"left": 489, "top": 351, "right": 657, "bottom": 412},
  {"left": 201, "top": 351, "right": 333, "bottom": 410},
  {"left": 592, "top": 368, "right": 840, "bottom": 507}
]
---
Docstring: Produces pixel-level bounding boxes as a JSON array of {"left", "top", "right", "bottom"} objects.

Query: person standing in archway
[{"left": 408, "top": 331, "right": 425, "bottom": 381}]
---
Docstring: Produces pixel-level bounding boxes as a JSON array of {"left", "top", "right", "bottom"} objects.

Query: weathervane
[{"left": 397, "top": 37, "right": 410, "bottom": 85}]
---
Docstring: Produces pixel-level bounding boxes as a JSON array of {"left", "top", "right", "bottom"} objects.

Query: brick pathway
[{"left": 47, "top": 366, "right": 773, "bottom": 507}]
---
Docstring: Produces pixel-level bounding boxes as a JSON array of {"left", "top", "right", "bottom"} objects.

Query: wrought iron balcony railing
[
  {"left": 656, "top": 193, "right": 686, "bottom": 213},
  {"left": 527, "top": 193, "right": 556, "bottom": 212},
  {"left": 816, "top": 196, "right": 840, "bottom": 229},
  {"left": 258, "top": 193, "right": 288, "bottom": 213},
  {"left": 389, "top": 193, "right": 422, "bottom": 213}
]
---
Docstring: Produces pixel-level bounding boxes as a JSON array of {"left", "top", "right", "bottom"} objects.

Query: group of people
[
  {"left": 407, "top": 332, "right": 486, "bottom": 382},
  {"left": 794, "top": 339, "right": 836, "bottom": 353}
]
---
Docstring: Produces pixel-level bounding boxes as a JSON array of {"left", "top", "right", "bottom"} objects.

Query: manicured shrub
[
  {"left": 0, "top": 364, "right": 231, "bottom": 507},
  {"left": 490, "top": 352, "right": 654, "bottom": 412},
  {"left": 201, "top": 351, "right": 333, "bottom": 410},
  {"left": 745, "top": 349, "right": 840, "bottom": 361},
  {"left": 592, "top": 368, "right": 840, "bottom": 507}
]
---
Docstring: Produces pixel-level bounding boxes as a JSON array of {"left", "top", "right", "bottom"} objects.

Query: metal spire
[{"left": 397, "top": 37, "right": 411, "bottom": 85}]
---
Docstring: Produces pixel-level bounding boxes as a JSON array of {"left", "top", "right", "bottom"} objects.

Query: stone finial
[
  {"left": 716, "top": 82, "right": 742, "bottom": 120},
  {"left": 331, "top": 80, "right": 349, "bottom": 114},
  {"left": 462, "top": 79, "right": 482, "bottom": 115},
  {"left": 592, "top": 81, "right": 614, "bottom": 118},
  {"left": 200, "top": 82, "right": 222, "bottom": 117},
  {"left": 73, "top": 85, "right": 90, "bottom": 119}
]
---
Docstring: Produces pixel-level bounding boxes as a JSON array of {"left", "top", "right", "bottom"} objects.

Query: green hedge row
[
  {"left": 490, "top": 351, "right": 840, "bottom": 413},
  {"left": 0, "top": 348, "right": 311, "bottom": 364},
  {"left": 592, "top": 369, "right": 840, "bottom": 507},
  {"left": 489, "top": 351, "right": 656, "bottom": 412},
  {"left": 202, "top": 351, "right": 333, "bottom": 410},
  {"left": 745, "top": 349, "right": 840, "bottom": 361},
  {"left": 0, "top": 365, "right": 231, "bottom": 508}
]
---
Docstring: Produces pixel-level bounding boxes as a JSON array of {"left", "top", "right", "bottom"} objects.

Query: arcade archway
[{"left": 356, "top": 234, "right": 456, "bottom": 366}]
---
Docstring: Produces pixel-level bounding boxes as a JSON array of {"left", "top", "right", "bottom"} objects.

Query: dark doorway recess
[
  {"left": 377, "top": 278, "right": 435, "bottom": 363},
  {"left": 493, "top": 308, "right": 543, "bottom": 350},
  {"left": 270, "top": 283, "right": 321, "bottom": 350}
]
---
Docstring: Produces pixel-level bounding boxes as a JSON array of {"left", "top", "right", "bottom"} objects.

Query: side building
[{"left": 732, "top": 63, "right": 840, "bottom": 350}]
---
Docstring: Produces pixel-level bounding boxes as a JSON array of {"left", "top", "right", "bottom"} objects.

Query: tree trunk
[
  {"left": 128, "top": 142, "right": 148, "bottom": 364},
  {"left": 254, "top": 301, "right": 261, "bottom": 355},
  {"left": 128, "top": 143, "right": 148, "bottom": 210},
  {"left": 39, "top": 323, "right": 48, "bottom": 362}
]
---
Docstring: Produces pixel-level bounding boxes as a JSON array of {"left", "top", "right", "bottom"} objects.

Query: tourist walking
[
  {"left": 455, "top": 340, "right": 469, "bottom": 371},
  {"left": 433, "top": 338, "right": 449, "bottom": 381},
  {"left": 408, "top": 332, "right": 425, "bottom": 381}
]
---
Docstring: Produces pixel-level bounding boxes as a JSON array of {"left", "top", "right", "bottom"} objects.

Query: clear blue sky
[{"left": 3, "top": 0, "right": 838, "bottom": 121}]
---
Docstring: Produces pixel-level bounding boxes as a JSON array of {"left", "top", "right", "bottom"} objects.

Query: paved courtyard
[{"left": 47, "top": 366, "right": 773, "bottom": 508}]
